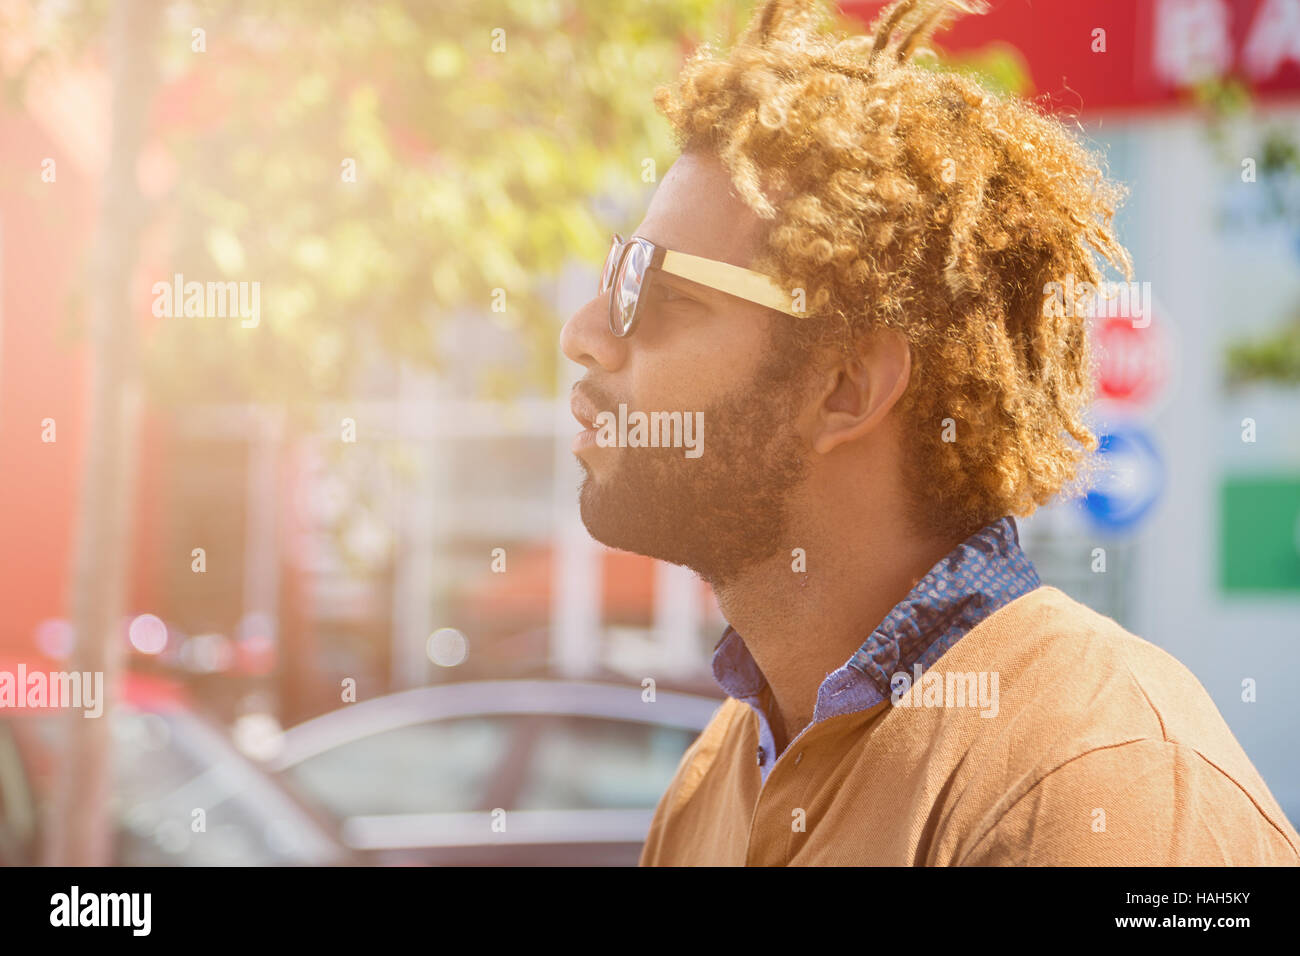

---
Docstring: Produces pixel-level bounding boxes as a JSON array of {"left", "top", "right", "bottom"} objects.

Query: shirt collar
[{"left": 711, "top": 515, "right": 1040, "bottom": 715}]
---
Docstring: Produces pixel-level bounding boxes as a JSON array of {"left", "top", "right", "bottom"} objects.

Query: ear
[{"left": 810, "top": 328, "right": 911, "bottom": 456}]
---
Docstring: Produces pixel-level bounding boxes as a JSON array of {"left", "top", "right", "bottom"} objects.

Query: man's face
[{"left": 559, "top": 151, "right": 812, "bottom": 588}]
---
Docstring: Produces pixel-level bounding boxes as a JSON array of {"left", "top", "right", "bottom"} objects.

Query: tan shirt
[{"left": 640, "top": 586, "right": 1300, "bottom": 865}]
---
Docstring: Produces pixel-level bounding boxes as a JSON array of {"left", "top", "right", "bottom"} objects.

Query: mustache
[{"left": 572, "top": 379, "right": 621, "bottom": 414}]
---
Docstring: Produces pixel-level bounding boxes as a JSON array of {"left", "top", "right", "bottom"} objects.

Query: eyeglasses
[{"left": 598, "top": 233, "right": 799, "bottom": 338}]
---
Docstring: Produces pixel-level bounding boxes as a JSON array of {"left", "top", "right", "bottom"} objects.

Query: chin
[{"left": 576, "top": 475, "right": 750, "bottom": 587}]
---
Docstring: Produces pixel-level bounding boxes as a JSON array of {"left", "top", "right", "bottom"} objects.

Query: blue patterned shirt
[{"left": 711, "top": 515, "right": 1041, "bottom": 783}]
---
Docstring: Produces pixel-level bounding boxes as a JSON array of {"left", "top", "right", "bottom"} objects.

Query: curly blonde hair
[{"left": 653, "top": 0, "right": 1134, "bottom": 539}]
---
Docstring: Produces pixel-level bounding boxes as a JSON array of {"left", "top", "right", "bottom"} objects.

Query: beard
[{"left": 576, "top": 354, "right": 810, "bottom": 590}]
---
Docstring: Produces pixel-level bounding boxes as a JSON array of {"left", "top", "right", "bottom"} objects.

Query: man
[{"left": 560, "top": 0, "right": 1300, "bottom": 865}]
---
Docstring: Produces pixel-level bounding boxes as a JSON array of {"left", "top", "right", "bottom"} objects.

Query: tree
[{"left": 144, "top": 0, "right": 736, "bottom": 411}]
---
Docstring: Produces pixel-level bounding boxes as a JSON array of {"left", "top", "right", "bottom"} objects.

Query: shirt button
[{"left": 756, "top": 746, "right": 766, "bottom": 765}]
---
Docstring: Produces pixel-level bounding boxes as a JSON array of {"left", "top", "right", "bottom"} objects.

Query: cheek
[
  {"left": 628, "top": 317, "right": 768, "bottom": 412},
  {"left": 631, "top": 358, "right": 713, "bottom": 413}
]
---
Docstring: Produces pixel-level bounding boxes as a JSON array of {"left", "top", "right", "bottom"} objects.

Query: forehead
[{"left": 634, "top": 151, "right": 769, "bottom": 272}]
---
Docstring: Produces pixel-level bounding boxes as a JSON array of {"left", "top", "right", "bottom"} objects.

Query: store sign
[{"left": 842, "top": 0, "right": 1300, "bottom": 113}]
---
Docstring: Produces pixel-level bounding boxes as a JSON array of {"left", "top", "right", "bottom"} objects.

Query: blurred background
[{"left": 0, "top": 0, "right": 1297, "bottom": 866}]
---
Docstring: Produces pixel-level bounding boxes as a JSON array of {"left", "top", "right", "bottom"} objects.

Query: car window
[
  {"left": 511, "top": 716, "right": 697, "bottom": 811},
  {"left": 280, "top": 715, "right": 517, "bottom": 819},
  {"left": 110, "top": 709, "right": 342, "bottom": 866},
  {"left": 19, "top": 708, "right": 342, "bottom": 866}
]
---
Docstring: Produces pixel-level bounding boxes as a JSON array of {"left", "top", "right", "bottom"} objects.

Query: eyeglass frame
[{"left": 598, "top": 233, "right": 800, "bottom": 338}]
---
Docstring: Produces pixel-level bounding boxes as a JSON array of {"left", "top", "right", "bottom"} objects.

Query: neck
[{"left": 712, "top": 477, "right": 962, "bottom": 755}]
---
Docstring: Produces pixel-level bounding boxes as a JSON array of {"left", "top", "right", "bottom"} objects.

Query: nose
[{"left": 560, "top": 290, "right": 628, "bottom": 373}]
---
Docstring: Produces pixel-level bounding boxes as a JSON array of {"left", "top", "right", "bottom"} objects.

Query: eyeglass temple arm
[{"left": 660, "top": 249, "right": 800, "bottom": 317}]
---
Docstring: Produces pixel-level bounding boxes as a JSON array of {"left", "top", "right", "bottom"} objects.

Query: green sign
[{"left": 1220, "top": 475, "right": 1300, "bottom": 594}]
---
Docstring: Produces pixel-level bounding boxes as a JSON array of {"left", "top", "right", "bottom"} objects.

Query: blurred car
[
  {"left": 264, "top": 679, "right": 723, "bottom": 865},
  {"left": 0, "top": 664, "right": 352, "bottom": 866}
]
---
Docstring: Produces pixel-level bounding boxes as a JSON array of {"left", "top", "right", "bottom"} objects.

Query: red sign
[
  {"left": 1095, "top": 315, "right": 1170, "bottom": 406},
  {"left": 841, "top": 0, "right": 1300, "bottom": 114}
]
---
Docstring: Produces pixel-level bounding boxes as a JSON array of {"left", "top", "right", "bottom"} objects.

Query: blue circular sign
[{"left": 1082, "top": 426, "right": 1164, "bottom": 532}]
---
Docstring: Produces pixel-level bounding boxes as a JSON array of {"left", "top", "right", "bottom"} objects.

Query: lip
[
  {"left": 570, "top": 387, "right": 603, "bottom": 455},
  {"left": 572, "top": 426, "right": 598, "bottom": 454},
  {"left": 570, "top": 390, "right": 599, "bottom": 431}
]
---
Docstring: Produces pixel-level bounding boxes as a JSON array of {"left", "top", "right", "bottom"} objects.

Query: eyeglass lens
[
  {"left": 615, "top": 241, "right": 650, "bottom": 335},
  {"left": 600, "top": 235, "right": 621, "bottom": 295}
]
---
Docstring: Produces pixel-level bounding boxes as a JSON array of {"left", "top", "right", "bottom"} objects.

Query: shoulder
[
  {"left": 936, "top": 586, "right": 1300, "bottom": 864},
  {"left": 638, "top": 696, "right": 755, "bottom": 866},
  {"left": 956, "top": 737, "right": 1300, "bottom": 864},
  {"left": 954, "top": 585, "right": 1243, "bottom": 748},
  {"left": 650, "top": 697, "right": 751, "bottom": 815}
]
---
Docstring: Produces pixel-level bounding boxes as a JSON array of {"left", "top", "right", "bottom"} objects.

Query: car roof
[{"left": 268, "top": 679, "right": 724, "bottom": 771}]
